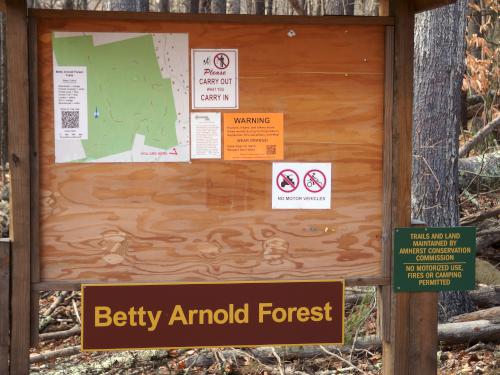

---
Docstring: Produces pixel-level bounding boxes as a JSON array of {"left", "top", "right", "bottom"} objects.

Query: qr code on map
[
  {"left": 61, "top": 110, "right": 80, "bottom": 129},
  {"left": 266, "top": 145, "right": 276, "bottom": 155}
]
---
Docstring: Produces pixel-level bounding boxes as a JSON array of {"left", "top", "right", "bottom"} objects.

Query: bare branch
[{"left": 459, "top": 116, "right": 500, "bottom": 157}]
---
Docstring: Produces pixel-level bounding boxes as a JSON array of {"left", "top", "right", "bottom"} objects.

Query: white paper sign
[
  {"left": 53, "top": 67, "right": 88, "bottom": 140},
  {"left": 191, "top": 49, "right": 238, "bottom": 109},
  {"left": 272, "top": 162, "right": 332, "bottom": 209},
  {"left": 190, "top": 112, "right": 221, "bottom": 159}
]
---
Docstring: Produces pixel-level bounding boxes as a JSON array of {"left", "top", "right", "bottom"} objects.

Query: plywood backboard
[{"left": 34, "top": 12, "right": 387, "bottom": 283}]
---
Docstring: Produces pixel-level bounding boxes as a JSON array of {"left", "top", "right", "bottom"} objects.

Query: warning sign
[
  {"left": 223, "top": 113, "right": 284, "bottom": 160},
  {"left": 272, "top": 163, "right": 331, "bottom": 209},
  {"left": 192, "top": 49, "right": 238, "bottom": 109}
]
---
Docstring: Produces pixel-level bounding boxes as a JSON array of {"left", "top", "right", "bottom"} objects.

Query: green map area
[{"left": 53, "top": 34, "right": 178, "bottom": 161}]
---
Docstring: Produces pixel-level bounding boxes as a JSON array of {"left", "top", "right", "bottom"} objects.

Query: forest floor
[{"left": 28, "top": 286, "right": 499, "bottom": 375}]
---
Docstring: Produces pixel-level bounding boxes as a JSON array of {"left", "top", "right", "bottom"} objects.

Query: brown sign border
[{"left": 81, "top": 279, "right": 345, "bottom": 351}]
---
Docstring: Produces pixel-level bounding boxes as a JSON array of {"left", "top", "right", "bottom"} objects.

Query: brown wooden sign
[{"left": 81, "top": 280, "right": 344, "bottom": 350}]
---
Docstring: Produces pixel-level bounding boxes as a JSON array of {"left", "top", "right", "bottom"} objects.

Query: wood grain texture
[
  {"left": 7, "top": 0, "right": 31, "bottom": 372},
  {"left": 0, "top": 240, "right": 10, "bottom": 375},
  {"left": 35, "top": 14, "right": 386, "bottom": 283}
]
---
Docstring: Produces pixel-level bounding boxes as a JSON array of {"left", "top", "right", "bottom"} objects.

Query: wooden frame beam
[
  {"left": 0, "top": 240, "right": 10, "bottom": 375},
  {"left": 6, "top": 0, "right": 31, "bottom": 373},
  {"left": 380, "top": 1, "right": 439, "bottom": 374}
]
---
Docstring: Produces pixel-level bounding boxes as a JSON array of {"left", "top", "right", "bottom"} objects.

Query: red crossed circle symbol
[
  {"left": 303, "top": 169, "right": 326, "bottom": 193},
  {"left": 213, "top": 53, "right": 230, "bottom": 69},
  {"left": 276, "top": 169, "right": 299, "bottom": 193}
]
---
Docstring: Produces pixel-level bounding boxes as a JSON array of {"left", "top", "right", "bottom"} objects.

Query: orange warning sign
[{"left": 223, "top": 113, "right": 284, "bottom": 160}]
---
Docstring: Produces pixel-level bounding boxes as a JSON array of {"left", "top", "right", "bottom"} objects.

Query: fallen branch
[
  {"left": 40, "top": 291, "right": 72, "bottom": 331},
  {"left": 39, "top": 325, "right": 81, "bottom": 342},
  {"left": 477, "top": 226, "right": 500, "bottom": 255},
  {"left": 459, "top": 116, "right": 500, "bottom": 157},
  {"left": 43, "top": 291, "right": 71, "bottom": 318},
  {"left": 30, "top": 345, "right": 80, "bottom": 363},
  {"left": 469, "top": 285, "right": 500, "bottom": 308},
  {"left": 460, "top": 205, "right": 500, "bottom": 225},
  {"left": 448, "top": 307, "right": 500, "bottom": 323},
  {"left": 459, "top": 151, "right": 500, "bottom": 193},
  {"left": 438, "top": 320, "right": 500, "bottom": 345}
]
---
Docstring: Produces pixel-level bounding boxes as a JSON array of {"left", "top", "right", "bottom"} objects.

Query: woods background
[{"left": 0, "top": 0, "right": 497, "bottom": 373}]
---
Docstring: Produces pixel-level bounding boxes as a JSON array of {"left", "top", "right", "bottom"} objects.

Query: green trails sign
[{"left": 394, "top": 227, "right": 476, "bottom": 292}]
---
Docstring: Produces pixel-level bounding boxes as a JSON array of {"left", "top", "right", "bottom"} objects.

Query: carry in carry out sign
[{"left": 272, "top": 162, "right": 331, "bottom": 209}]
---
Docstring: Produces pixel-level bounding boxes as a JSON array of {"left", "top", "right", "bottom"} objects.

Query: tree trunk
[
  {"left": 412, "top": 0, "right": 475, "bottom": 322},
  {"left": 255, "top": 0, "right": 265, "bottom": 14},
  {"left": 211, "top": 0, "right": 226, "bottom": 13},
  {"left": 106, "top": 0, "right": 149, "bottom": 11},
  {"left": 325, "top": 0, "right": 354, "bottom": 15},
  {"left": 159, "top": 0, "right": 170, "bottom": 12},
  {"left": 266, "top": 0, "right": 273, "bottom": 15},
  {"left": 354, "top": 0, "right": 377, "bottom": 16},
  {"left": 199, "top": 0, "right": 211, "bottom": 13},
  {"left": 63, "top": 0, "right": 74, "bottom": 9},
  {"left": 228, "top": 0, "right": 240, "bottom": 13},
  {"left": 191, "top": 0, "right": 200, "bottom": 13}
]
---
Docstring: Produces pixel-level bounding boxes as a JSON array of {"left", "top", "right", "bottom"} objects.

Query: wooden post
[
  {"left": 0, "top": 240, "right": 10, "bottom": 375},
  {"left": 380, "top": 1, "right": 439, "bottom": 374},
  {"left": 6, "top": 0, "right": 31, "bottom": 373}
]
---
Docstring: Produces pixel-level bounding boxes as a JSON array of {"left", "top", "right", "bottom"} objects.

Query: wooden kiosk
[{"left": 2, "top": 0, "right": 457, "bottom": 373}]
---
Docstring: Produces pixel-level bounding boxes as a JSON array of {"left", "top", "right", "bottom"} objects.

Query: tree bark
[{"left": 413, "top": 0, "right": 475, "bottom": 323}]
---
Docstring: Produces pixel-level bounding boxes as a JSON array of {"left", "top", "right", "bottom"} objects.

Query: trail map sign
[
  {"left": 81, "top": 281, "right": 344, "bottom": 350},
  {"left": 52, "top": 32, "right": 190, "bottom": 163},
  {"left": 394, "top": 227, "right": 476, "bottom": 292}
]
